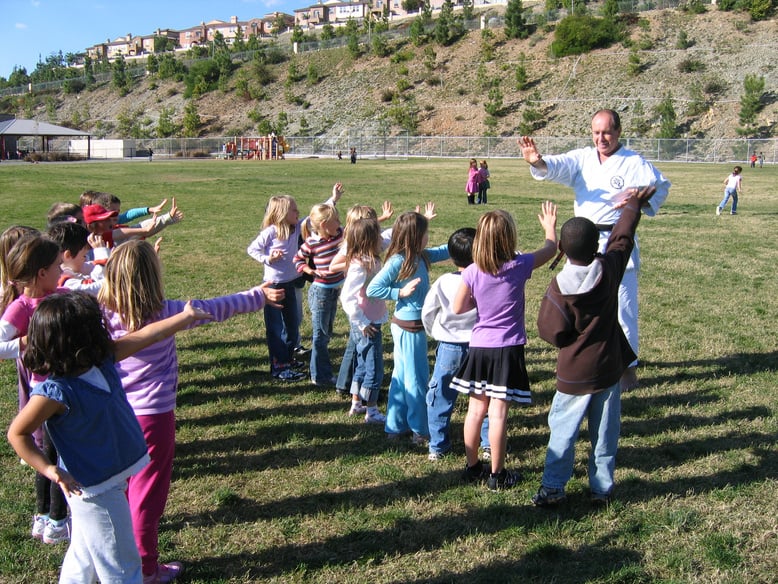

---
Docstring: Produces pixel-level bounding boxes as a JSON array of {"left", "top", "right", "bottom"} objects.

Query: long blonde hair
[
  {"left": 302, "top": 203, "right": 339, "bottom": 239},
  {"left": 98, "top": 240, "right": 165, "bottom": 331},
  {"left": 262, "top": 195, "right": 297, "bottom": 241},
  {"left": 384, "top": 211, "right": 429, "bottom": 281},
  {"left": 344, "top": 205, "right": 378, "bottom": 232},
  {"left": 473, "top": 210, "right": 517, "bottom": 275}
]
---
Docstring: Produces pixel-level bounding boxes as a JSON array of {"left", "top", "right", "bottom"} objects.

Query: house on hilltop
[
  {"left": 293, "top": 0, "right": 482, "bottom": 29},
  {"left": 295, "top": 0, "right": 371, "bottom": 29},
  {"left": 178, "top": 14, "right": 294, "bottom": 49},
  {"left": 87, "top": 28, "right": 178, "bottom": 61}
]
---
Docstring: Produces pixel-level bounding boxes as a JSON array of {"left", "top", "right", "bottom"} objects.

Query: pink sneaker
[{"left": 143, "top": 561, "right": 184, "bottom": 584}]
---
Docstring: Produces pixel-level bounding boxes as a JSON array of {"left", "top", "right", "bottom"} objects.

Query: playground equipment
[{"left": 223, "top": 134, "right": 288, "bottom": 160}]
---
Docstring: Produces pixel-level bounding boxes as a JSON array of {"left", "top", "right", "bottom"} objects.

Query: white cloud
[
  {"left": 15, "top": 23, "right": 29, "bottom": 30},
  {"left": 31, "top": 0, "right": 41, "bottom": 7}
]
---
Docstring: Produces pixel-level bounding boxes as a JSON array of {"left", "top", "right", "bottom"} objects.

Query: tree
[
  {"left": 484, "top": 85, "right": 503, "bottom": 116},
  {"left": 409, "top": 17, "right": 426, "bottom": 46},
  {"left": 83, "top": 55, "right": 95, "bottom": 87},
  {"left": 462, "top": 0, "right": 475, "bottom": 21},
  {"left": 630, "top": 99, "right": 651, "bottom": 136},
  {"left": 601, "top": 0, "right": 619, "bottom": 19},
  {"left": 505, "top": 0, "right": 531, "bottom": 39},
  {"left": 154, "top": 36, "right": 175, "bottom": 53},
  {"left": 156, "top": 107, "right": 179, "bottom": 137},
  {"left": 291, "top": 25, "right": 305, "bottom": 44},
  {"left": 738, "top": 74, "right": 765, "bottom": 136},
  {"left": 434, "top": 0, "right": 464, "bottom": 45},
  {"left": 8, "top": 66, "right": 30, "bottom": 88},
  {"left": 321, "top": 24, "right": 335, "bottom": 41},
  {"left": 515, "top": 60, "right": 528, "bottom": 90},
  {"left": 182, "top": 101, "right": 201, "bottom": 137},
  {"left": 112, "top": 55, "right": 131, "bottom": 95},
  {"left": 232, "top": 26, "right": 246, "bottom": 53},
  {"left": 654, "top": 93, "right": 678, "bottom": 139},
  {"left": 146, "top": 53, "right": 159, "bottom": 75}
]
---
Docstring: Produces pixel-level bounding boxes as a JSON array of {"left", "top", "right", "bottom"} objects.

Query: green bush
[
  {"left": 551, "top": 15, "right": 622, "bottom": 57},
  {"left": 678, "top": 58, "right": 705, "bottom": 73}
]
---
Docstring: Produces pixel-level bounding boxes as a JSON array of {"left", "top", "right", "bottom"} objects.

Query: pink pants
[{"left": 128, "top": 410, "right": 175, "bottom": 577}]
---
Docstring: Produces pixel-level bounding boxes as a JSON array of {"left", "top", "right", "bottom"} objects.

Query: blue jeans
[
  {"left": 263, "top": 281, "right": 300, "bottom": 373},
  {"left": 719, "top": 187, "right": 738, "bottom": 213},
  {"left": 336, "top": 334, "right": 356, "bottom": 392},
  {"left": 426, "top": 341, "right": 490, "bottom": 455},
  {"left": 350, "top": 322, "right": 383, "bottom": 403},
  {"left": 308, "top": 285, "right": 339, "bottom": 383},
  {"left": 540, "top": 382, "right": 621, "bottom": 496}
]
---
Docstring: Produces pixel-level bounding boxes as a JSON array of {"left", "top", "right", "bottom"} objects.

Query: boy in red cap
[{"left": 82, "top": 204, "right": 158, "bottom": 249}]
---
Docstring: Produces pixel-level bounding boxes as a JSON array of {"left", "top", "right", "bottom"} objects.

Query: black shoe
[
  {"left": 486, "top": 468, "right": 521, "bottom": 491},
  {"left": 293, "top": 345, "right": 311, "bottom": 357},
  {"left": 290, "top": 359, "right": 306, "bottom": 370},
  {"left": 462, "top": 461, "right": 488, "bottom": 483},
  {"left": 272, "top": 368, "right": 305, "bottom": 381}
]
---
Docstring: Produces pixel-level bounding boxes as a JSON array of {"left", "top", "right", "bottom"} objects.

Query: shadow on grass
[{"left": 176, "top": 495, "right": 643, "bottom": 582}]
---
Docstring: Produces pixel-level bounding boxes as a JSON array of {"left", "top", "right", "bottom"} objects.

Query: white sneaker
[
  {"left": 31, "top": 514, "right": 48, "bottom": 540},
  {"left": 43, "top": 517, "right": 70, "bottom": 544},
  {"left": 348, "top": 403, "right": 367, "bottom": 416},
  {"left": 716, "top": 206, "right": 721, "bottom": 216},
  {"left": 364, "top": 410, "right": 386, "bottom": 424}
]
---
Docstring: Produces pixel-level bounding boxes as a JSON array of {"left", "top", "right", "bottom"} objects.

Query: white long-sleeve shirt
[{"left": 421, "top": 271, "right": 476, "bottom": 344}]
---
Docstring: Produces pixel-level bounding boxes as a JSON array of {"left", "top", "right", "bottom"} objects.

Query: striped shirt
[
  {"left": 103, "top": 287, "right": 267, "bottom": 416},
  {"left": 293, "top": 228, "right": 345, "bottom": 288}
]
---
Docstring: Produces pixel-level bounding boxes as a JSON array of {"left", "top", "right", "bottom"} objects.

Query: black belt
[{"left": 594, "top": 223, "right": 614, "bottom": 231}]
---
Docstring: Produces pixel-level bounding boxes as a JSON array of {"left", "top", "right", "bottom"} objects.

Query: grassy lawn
[{"left": 0, "top": 157, "right": 776, "bottom": 583}]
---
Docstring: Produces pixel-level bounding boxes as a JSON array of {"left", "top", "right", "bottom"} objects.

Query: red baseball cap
[{"left": 82, "top": 204, "right": 118, "bottom": 224}]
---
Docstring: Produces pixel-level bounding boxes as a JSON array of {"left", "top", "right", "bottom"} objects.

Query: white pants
[
  {"left": 618, "top": 267, "right": 639, "bottom": 366},
  {"left": 60, "top": 481, "right": 142, "bottom": 584}
]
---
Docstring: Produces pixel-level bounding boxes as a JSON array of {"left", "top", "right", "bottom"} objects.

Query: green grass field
[{"left": 1, "top": 158, "right": 776, "bottom": 583}]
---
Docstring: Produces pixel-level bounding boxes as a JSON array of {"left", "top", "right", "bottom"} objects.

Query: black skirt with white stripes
[{"left": 450, "top": 345, "right": 531, "bottom": 404}]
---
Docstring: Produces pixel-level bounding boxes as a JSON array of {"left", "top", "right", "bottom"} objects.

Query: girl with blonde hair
[
  {"left": 248, "top": 185, "right": 341, "bottom": 380},
  {"left": 98, "top": 239, "right": 283, "bottom": 583},
  {"left": 293, "top": 202, "right": 345, "bottom": 386},
  {"left": 451, "top": 203, "right": 557, "bottom": 490}
]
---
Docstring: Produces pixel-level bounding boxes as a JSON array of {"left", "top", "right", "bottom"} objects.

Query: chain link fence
[{"left": 32, "top": 134, "right": 777, "bottom": 164}]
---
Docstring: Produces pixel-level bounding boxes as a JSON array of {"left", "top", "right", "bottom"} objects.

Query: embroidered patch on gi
[{"left": 610, "top": 176, "right": 625, "bottom": 190}]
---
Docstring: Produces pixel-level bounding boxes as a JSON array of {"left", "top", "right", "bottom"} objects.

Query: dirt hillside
[{"left": 8, "top": 8, "right": 778, "bottom": 139}]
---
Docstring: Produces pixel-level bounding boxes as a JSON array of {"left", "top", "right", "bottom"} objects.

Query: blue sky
[{"left": 0, "top": 0, "right": 305, "bottom": 80}]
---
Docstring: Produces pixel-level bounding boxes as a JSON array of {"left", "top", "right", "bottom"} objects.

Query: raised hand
[{"left": 148, "top": 199, "right": 168, "bottom": 214}]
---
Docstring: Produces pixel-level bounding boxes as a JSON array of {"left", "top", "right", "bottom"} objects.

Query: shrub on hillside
[{"left": 551, "top": 15, "right": 623, "bottom": 57}]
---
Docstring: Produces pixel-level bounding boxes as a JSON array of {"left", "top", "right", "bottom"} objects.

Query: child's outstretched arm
[
  {"left": 378, "top": 201, "right": 394, "bottom": 223},
  {"left": 415, "top": 202, "right": 437, "bottom": 221},
  {"left": 531, "top": 201, "right": 558, "bottom": 269},
  {"left": 8, "top": 396, "right": 81, "bottom": 496},
  {"left": 114, "top": 301, "right": 213, "bottom": 361},
  {"left": 148, "top": 198, "right": 168, "bottom": 214},
  {"left": 139, "top": 197, "right": 184, "bottom": 237},
  {"left": 328, "top": 183, "right": 344, "bottom": 206}
]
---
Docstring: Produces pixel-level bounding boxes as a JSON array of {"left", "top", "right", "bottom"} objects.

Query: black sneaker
[
  {"left": 290, "top": 359, "right": 307, "bottom": 370},
  {"left": 486, "top": 468, "right": 521, "bottom": 491},
  {"left": 272, "top": 368, "right": 305, "bottom": 381},
  {"left": 532, "top": 485, "right": 567, "bottom": 507},
  {"left": 293, "top": 345, "right": 311, "bottom": 357},
  {"left": 462, "top": 461, "right": 488, "bottom": 483},
  {"left": 590, "top": 492, "right": 612, "bottom": 507}
]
